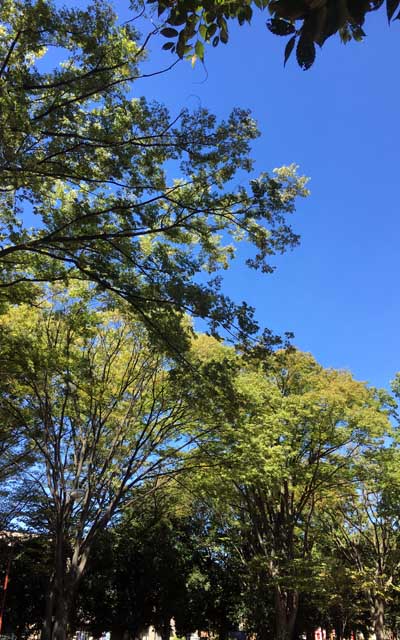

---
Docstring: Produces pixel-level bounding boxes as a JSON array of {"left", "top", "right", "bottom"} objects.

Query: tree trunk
[
  {"left": 372, "top": 594, "right": 386, "bottom": 640},
  {"left": 161, "top": 620, "right": 171, "bottom": 640},
  {"left": 42, "top": 530, "right": 87, "bottom": 640},
  {"left": 274, "top": 585, "right": 299, "bottom": 640},
  {"left": 52, "top": 592, "right": 70, "bottom": 640},
  {"left": 42, "top": 531, "right": 71, "bottom": 640},
  {"left": 42, "top": 576, "right": 55, "bottom": 640}
]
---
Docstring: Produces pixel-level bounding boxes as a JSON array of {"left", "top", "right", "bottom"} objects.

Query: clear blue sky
[{"left": 64, "top": 1, "right": 400, "bottom": 389}]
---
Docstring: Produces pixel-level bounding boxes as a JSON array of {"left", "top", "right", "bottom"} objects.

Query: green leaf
[
  {"left": 199, "top": 24, "right": 208, "bottom": 39},
  {"left": 195, "top": 40, "right": 205, "bottom": 60},
  {"left": 162, "top": 41, "right": 175, "bottom": 50}
]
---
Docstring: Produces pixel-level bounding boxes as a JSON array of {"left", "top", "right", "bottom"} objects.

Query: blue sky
[{"left": 119, "top": 4, "right": 399, "bottom": 390}]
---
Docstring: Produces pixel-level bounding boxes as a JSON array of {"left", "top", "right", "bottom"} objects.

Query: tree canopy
[
  {"left": 0, "top": 0, "right": 309, "bottom": 352},
  {"left": 0, "top": 319, "right": 399, "bottom": 640},
  {"left": 0, "top": 287, "right": 202, "bottom": 640},
  {"left": 177, "top": 341, "right": 394, "bottom": 640}
]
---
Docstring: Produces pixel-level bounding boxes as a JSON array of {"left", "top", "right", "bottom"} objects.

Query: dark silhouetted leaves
[
  {"left": 206, "top": 23, "right": 218, "bottom": 37},
  {"left": 296, "top": 34, "right": 316, "bottom": 69},
  {"left": 267, "top": 17, "right": 296, "bottom": 35},
  {"left": 347, "top": 0, "right": 370, "bottom": 22},
  {"left": 168, "top": 13, "right": 188, "bottom": 26},
  {"left": 152, "top": 0, "right": 400, "bottom": 69},
  {"left": 350, "top": 23, "right": 366, "bottom": 39},
  {"left": 160, "top": 27, "right": 179, "bottom": 37},
  {"left": 284, "top": 35, "right": 296, "bottom": 64},
  {"left": 387, "top": 0, "right": 400, "bottom": 20}
]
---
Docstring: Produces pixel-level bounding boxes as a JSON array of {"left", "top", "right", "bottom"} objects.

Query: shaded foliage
[{"left": 148, "top": 0, "right": 397, "bottom": 69}]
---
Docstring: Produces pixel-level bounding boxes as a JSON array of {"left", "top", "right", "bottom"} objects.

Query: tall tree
[
  {"left": 183, "top": 342, "right": 392, "bottom": 640},
  {"left": 0, "top": 288, "right": 201, "bottom": 640},
  {"left": 0, "top": 0, "right": 308, "bottom": 349},
  {"left": 322, "top": 444, "right": 400, "bottom": 640}
]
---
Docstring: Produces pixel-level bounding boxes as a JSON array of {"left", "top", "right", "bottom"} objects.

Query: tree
[
  {"left": 0, "top": 533, "right": 51, "bottom": 638},
  {"left": 322, "top": 443, "right": 400, "bottom": 640},
  {"left": 316, "top": 376, "right": 400, "bottom": 640},
  {"left": 183, "top": 342, "right": 392, "bottom": 640},
  {"left": 149, "top": 0, "right": 399, "bottom": 69},
  {"left": 76, "top": 491, "right": 244, "bottom": 640},
  {"left": 0, "top": 287, "right": 202, "bottom": 640},
  {"left": 293, "top": 522, "right": 372, "bottom": 639},
  {"left": 0, "top": 0, "right": 309, "bottom": 351}
]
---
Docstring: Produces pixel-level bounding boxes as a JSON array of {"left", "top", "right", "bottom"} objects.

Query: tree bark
[
  {"left": 41, "top": 576, "right": 55, "bottom": 640},
  {"left": 372, "top": 594, "right": 386, "bottom": 640},
  {"left": 52, "top": 592, "right": 70, "bottom": 640},
  {"left": 52, "top": 532, "right": 69, "bottom": 640},
  {"left": 274, "top": 585, "right": 299, "bottom": 640},
  {"left": 42, "top": 530, "right": 87, "bottom": 640},
  {"left": 43, "top": 570, "right": 77, "bottom": 640}
]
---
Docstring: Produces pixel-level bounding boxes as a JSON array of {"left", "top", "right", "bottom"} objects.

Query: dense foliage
[{"left": 1, "top": 318, "right": 399, "bottom": 640}]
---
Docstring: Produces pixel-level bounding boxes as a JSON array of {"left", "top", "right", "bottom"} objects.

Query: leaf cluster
[{"left": 150, "top": 0, "right": 398, "bottom": 69}]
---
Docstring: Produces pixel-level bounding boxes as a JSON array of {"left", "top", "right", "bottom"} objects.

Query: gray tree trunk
[{"left": 372, "top": 594, "right": 386, "bottom": 640}]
